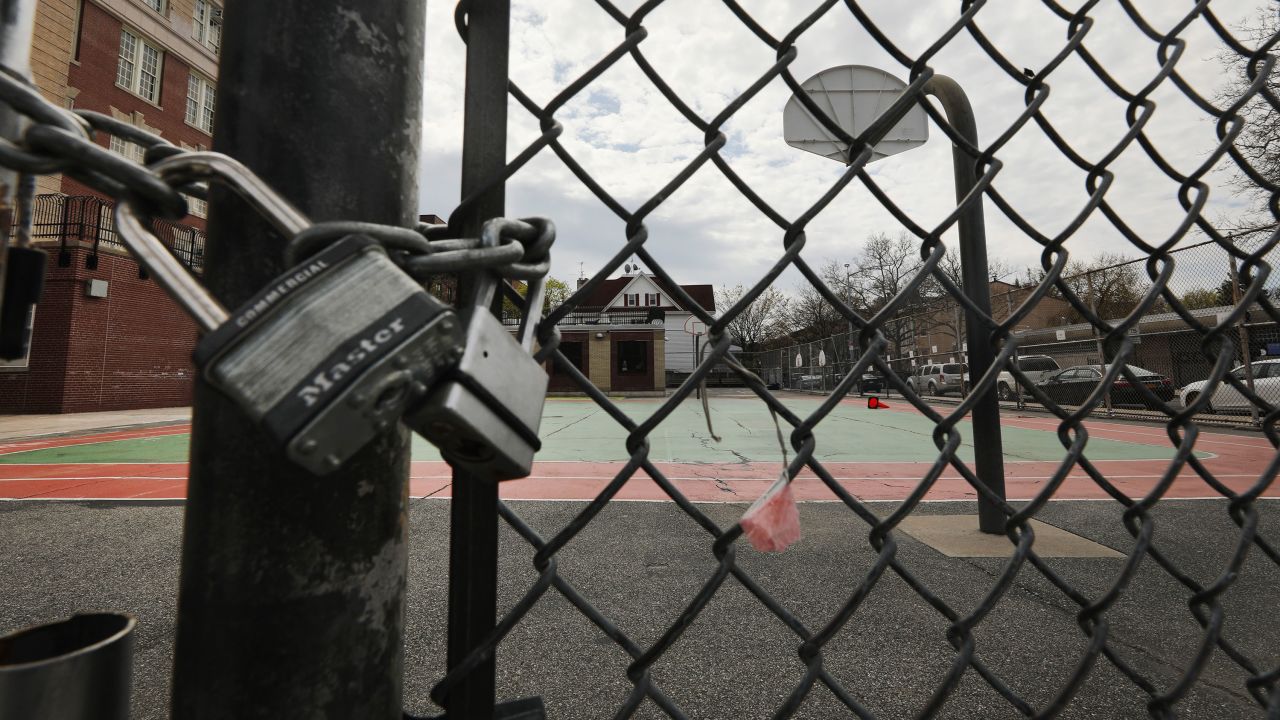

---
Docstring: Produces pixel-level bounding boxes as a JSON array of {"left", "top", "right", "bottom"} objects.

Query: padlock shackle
[
  {"left": 516, "top": 275, "right": 544, "bottom": 353},
  {"left": 150, "top": 152, "right": 311, "bottom": 238},
  {"left": 116, "top": 201, "right": 228, "bottom": 333}
]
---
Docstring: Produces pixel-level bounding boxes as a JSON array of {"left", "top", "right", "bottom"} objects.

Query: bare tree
[
  {"left": 845, "top": 231, "right": 925, "bottom": 357},
  {"left": 1216, "top": 5, "right": 1280, "bottom": 239},
  {"left": 714, "top": 284, "right": 786, "bottom": 351},
  {"left": 779, "top": 281, "right": 843, "bottom": 344}
]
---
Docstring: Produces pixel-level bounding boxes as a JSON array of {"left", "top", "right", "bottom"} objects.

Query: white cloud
[{"left": 419, "top": 0, "right": 1270, "bottom": 295}]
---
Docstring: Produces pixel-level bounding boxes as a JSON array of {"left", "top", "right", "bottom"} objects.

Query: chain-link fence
[
  {"left": 430, "top": 1, "right": 1280, "bottom": 717},
  {"left": 2, "top": 0, "right": 1279, "bottom": 718},
  {"left": 742, "top": 236, "right": 1280, "bottom": 427}
]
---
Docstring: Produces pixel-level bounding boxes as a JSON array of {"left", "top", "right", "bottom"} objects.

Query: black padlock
[
  {"left": 405, "top": 223, "right": 550, "bottom": 480},
  {"left": 115, "top": 152, "right": 466, "bottom": 475},
  {"left": 0, "top": 245, "right": 45, "bottom": 360}
]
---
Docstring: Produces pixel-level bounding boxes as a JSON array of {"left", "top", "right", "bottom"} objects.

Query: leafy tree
[
  {"left": 1182, "top": 287, "right": 1223, "bottom": 310},
  {"left": 503, "top": 277, "right": 570, "bottom": 318}
]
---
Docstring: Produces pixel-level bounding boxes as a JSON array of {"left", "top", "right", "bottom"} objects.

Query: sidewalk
[{"left": 0, "top": 407, "right": 190, "bottom": 441}]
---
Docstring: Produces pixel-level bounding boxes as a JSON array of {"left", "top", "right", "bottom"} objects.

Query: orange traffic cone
[{"left": 868, "top": 396, "right": 891, "bottom": 409}]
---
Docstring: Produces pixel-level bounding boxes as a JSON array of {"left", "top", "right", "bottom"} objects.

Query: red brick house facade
[{"left": 1, "top": 0, "right": 220, "bottom": 413}]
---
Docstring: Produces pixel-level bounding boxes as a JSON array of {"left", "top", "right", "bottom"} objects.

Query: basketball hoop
[{"left": 682, "top": 315, "right": 706, "bottom": 337}]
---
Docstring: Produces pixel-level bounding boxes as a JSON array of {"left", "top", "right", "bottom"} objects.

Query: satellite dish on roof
[{"left": 783, "top": 65, "right": 928, "bottom": 165}]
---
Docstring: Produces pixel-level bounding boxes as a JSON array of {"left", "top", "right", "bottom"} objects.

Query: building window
[
  {"left": 186, "top": 72, "right": 215, "bottom": 133},
  {"left": 624, "top": 293, "right": 639, "bottom": 307},
  {"left": 108, "top": 134, "right": 146, "bottom": 163},
  {"left": 645, "top": 293, "right": 660, "bottom": 306},
  {"left": 186, "top": 194, "right": 208, "bottom": 219},
  {"left": 617, "top": 341, "right": 647, "bottom": 374},
  {"left": 193, "top": 0, "right": 222, "bottom": 53},
  {"left": 117, "top": 28, "right": 162, "bottom": 103},
  {"left": 144, "top": 0, "right": 165, "bottom": 14}
]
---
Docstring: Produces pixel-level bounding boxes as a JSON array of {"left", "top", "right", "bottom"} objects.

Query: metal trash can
[{"left": 0, "top": 613, "right": 136, "bottom": 720}]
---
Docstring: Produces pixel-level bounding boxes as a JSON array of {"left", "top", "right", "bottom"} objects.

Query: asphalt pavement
[{"left": 1, "top": 498, "right": 1276, "bottom": 719}]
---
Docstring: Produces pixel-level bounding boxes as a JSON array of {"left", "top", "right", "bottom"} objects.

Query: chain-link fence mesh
[
  {"left": 1, "top": 0, "right": 1278, "bottom": 716},
  {"left": 741, "top": 237, "right": 1280, "bottom": 427},
  {"left": 425, "top": 1, "right": 1280, "bottom": 717}
]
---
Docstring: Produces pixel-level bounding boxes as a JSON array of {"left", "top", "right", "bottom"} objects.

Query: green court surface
[{"left": 0, "top": 397, "right": 1185, "bottom": 465}]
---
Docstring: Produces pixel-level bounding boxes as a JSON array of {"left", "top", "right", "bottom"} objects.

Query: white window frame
[
  {"left": 186, "top": 195, "right": 208, "bottom": 219},
  {"left": 108, "top": 134, "right": 146, "bottom": 163},
  {"left": 624, "top": 293, "right": 639, "bottom": 307},
  {"left": 117, "top": 27, "right": 162, "bottom": 103},
  {"left": 143, "top": 0, "right": 166, "bottom": 15},
  {"left": 193, "top": 0, "right": 222, "bottom": 53},
  {"left": 185, "top": 72, "right": 215, "bottom": 134},
  {"left": 645, "top": 292, "right": 660, "bottom": 306}
]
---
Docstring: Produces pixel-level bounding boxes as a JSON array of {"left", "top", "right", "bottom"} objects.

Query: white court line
[{"left": 1007, "top": 416, "right": 1273, "bottom": 449}]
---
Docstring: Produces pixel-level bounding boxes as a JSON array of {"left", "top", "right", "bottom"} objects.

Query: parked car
[
  {"left": 1178, "top": 358, "right": 1280, "bottom": 412},
  {"left": 905, "top": 364, "right": 941, "bottom": 395},
  {"left": 857, "top": 372, "right": 885, "bottom": 394},
  {"left": 935, "top": 363, "right": 967, "bottom": 396},
  {"left": 1036, "top": 364, "right": 1175, "bottom": 408},
  {"left": 996, "top": 355, "right": 1061, "bottom": 401},
  {"left": 796, "top": 374, "right": 823, "bottom": 390}
]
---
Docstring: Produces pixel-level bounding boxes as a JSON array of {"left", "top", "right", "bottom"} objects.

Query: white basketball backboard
[{"left": 783, "top": 65, "right": 928, "bottom": 165}]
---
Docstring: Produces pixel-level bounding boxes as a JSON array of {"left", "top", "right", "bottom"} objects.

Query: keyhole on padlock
[{"left": 375, "top": 381, "right": 408, "bottom": 412}]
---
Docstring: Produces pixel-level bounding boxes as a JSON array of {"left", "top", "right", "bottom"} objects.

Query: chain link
[{"left": 0, "top": 68, "right": 553, "bottom": 288}]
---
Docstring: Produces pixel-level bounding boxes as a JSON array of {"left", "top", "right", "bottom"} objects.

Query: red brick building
[{"left": 1, "top": 0, "right": 220, "bottom": 413}]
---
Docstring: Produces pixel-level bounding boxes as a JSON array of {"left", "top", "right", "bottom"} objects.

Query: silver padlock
[
  {"left": 115, "top": 152, "right": 465, "bottom": 475},
  {"left": 405, "top": 223, "right": 549, "bottom": 480}
]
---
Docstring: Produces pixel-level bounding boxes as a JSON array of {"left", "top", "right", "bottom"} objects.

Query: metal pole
[
  {"left": 924, "top": 75, "right": 1007, "bottom": 534},
  {"left": 0, "top": 0, "right": 37, "bottom": 332},
  {"left": 1085, "top": 272, "right": 1113, "bottom": 417},
  {"left": 446, "top": 0, "right": 510, "bottom": 716},
  {"left": 171, "top": 1, "right": 424, "bottom": 717},
  {"left": 1229, "top": 256, "right": 1259, "bottom": 425}
]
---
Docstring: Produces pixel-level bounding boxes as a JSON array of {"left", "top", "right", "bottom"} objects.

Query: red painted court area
[{"left": 0, "top": 414, "right": 1275, "bottom": 503}]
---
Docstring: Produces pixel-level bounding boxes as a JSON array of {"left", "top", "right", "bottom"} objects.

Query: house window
[
  {"left": 617, "top": 341, "right": 647, "bottom": 374},
  {"left": 645, "top": 293, "right": 660, "bottom": 306},
  {"left": 144, "top": 0, "right": 165, "bottom": 14},
  {"left": 624, "top": 293, "right": 639, "bottom": 307},
  {"left": 186, "top": 72, "right": 216, "bottom": 133},
  {"left": 558, "top": 341, "right": 585, "bottom": 373},
  {"left": 117, "top": 28, "right": 162, "bottom": 103},
  {"left": 193, "top": 0, "right": 222, "bottom": 53},
  {"left": 108, "top": 134, "right": 146, "bottom": 163}
]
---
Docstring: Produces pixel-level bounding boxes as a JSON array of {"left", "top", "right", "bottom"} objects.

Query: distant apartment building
[{"left": 1, "top": 0, "right": 221, "bottom": 413}]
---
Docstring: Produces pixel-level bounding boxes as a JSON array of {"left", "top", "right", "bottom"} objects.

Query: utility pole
[
  {"left": 1229, "top": 255, "right": 1259, "bottom": 425},
  {"left": 171, "top": 2, "right": 425, "bottom": 717}
]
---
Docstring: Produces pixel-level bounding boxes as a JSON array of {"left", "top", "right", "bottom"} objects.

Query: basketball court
[{"left": 0, "top": 393, "right": 1273, "bottom": 503}]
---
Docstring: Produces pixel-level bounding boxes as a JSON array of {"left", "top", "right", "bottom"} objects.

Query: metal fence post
[
  {"left": 170, "top": 1, "right": 425, "bottom": 717},
  {"left": 446, "top": 0, "right": 511, "bottom": 716},
  {"left": 1228, "top": 254, "right": 1260, "bottom": 426},
  {"left": 0, "top": 0, "right": 37, "bottom": 342},
  {"left": 924, "top": 75, "right": 1008, "bottom": 534}
]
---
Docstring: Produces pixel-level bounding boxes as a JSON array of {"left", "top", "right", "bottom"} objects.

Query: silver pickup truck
[{"left": 996, "top": 355, "right": 1061, "bottom": 400}]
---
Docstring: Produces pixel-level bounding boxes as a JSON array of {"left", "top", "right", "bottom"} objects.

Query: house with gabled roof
[{"left": 539, "top": 261, "right": 714, "bottom": 394}]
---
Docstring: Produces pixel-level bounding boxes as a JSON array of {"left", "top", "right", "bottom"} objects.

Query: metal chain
[{"left": 0, "top": 68, "right": 552, "bottom": 289}]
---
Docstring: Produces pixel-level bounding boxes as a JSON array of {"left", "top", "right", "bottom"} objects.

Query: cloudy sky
[{"left": 417, "top": 1, "right": 1270, "bottom": 297}]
